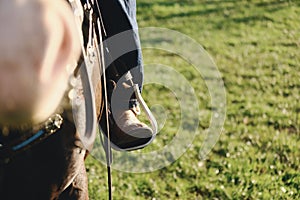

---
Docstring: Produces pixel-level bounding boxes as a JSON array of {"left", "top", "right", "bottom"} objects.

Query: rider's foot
[{"left": 110, "top": 105, "right": 153, "bottom": 151}]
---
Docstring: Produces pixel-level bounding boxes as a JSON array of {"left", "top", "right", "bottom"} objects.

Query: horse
[{"left": 0, "top": 0, "right": 104, "bottom": 199}]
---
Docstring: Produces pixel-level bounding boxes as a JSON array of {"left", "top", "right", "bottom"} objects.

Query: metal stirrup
[{"left": 124, "top": 72, "right": 158, "bottom": 137}]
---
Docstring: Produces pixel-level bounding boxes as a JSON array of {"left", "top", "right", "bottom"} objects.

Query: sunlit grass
[{"left": 87, "top": 1, "right": 300, "bottom": 199}]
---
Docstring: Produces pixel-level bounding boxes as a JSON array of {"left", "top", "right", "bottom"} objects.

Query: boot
[
  {"left": 102, "top": 80, "right": 154, "bottom": 151},
  {"left": 110, "top": 102, "right": 153, "bottom": 151}
]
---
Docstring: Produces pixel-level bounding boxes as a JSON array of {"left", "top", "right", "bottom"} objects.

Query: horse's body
[{"left": 0, "top": 0, "right": 103, "bottom": 199}]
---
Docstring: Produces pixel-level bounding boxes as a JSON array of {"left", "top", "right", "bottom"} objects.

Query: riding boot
[{"left": 102, "top": 76, "right": 154, "bottom": 151}]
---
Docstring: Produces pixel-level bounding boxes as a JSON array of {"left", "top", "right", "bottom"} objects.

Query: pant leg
[{"left": 98, "top": 0, "right": 143, "bottom": 89}]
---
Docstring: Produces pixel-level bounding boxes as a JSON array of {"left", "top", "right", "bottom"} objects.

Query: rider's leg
[{"left": 98, "top": 0, "right": 153, "bottom": 150}]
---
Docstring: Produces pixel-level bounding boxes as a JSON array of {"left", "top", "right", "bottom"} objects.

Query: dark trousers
[{"left": 98, "top": 0, "right": 143, "bottom": 89}]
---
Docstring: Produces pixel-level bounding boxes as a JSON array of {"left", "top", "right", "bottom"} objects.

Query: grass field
[{"left": 86, "top": 0, "right": 300, "bottom": 199}]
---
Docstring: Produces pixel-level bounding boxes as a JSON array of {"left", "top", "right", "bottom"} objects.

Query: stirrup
[
  {"left": 115, "top": 72, "right": 157, "bottom": 151},
  {"left": 124, "top": 72, "right": 158, "bottom": 136},
  {"left": 104, "top": 72, "right": 157, "bottom": 151}
]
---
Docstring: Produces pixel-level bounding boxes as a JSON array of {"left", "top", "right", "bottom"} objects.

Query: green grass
[{"left": 86, "top": 0, "right": 300, "bottom": 199}]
